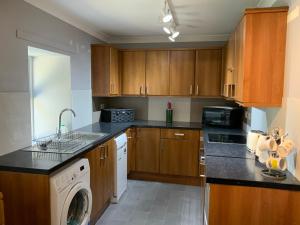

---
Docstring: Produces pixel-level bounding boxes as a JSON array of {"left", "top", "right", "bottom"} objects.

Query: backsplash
[{"left": 93, "top": 96, "right": 235, "bottom": 123}]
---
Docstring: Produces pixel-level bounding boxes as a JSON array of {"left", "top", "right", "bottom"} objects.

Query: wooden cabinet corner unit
[
  {"left": 224, "top": 7, "right": 288, "bottom": 107},
  {"left": 91, "top": 45, "right": 120, "bottom": 96}
]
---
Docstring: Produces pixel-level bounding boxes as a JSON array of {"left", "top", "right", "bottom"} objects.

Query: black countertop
[
  {"left": 1, "top": 121, "right": 300, "bottom": 190},
  {"left": 203, "top": 127, "right": 300, "bottom": 190},
  {"left": 0, "top": 120, "right": 202, "bottom": 175}
]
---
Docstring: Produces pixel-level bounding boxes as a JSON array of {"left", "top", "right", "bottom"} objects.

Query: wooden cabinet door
[
  {"left": 84, "top": 146, "right": 105, "bottom": 223},
  {"left": 91, "top": 45, "right": 110, "bottom": 96},
  {"left": 146, "top": 50, "right": 170, "bottom": 95},
  {"left": 0, "top": 193, "right": 4, "bottom": 225},
  {"left": 91, "top": 45, "right": 120, "bottom": 96},
  {"left": 225, "top": 33, "right": 236, "bottom": 85},
  {"left": 121, "top": 51, "right": 146, "bottom": 95},
  {"left": 135, "top": 128, "right": 160, "bottom": 173},
  {"left": 170, "top": 50, "right": 195, "bottom": 96},
  {"left": 235, "top": 18, "right": 245, "bottom": 103},
  {"left": 160, "top": 139, "right": 199, "bottom": 177},
  {"left": 126, "top": 128, "right": 136, "bottom": 174},
  {"left": 195, "top": 49, "right": 222, "bottom": 97},
  {"left": 102, "top": 140, "right": 114, "bottom": 204},
  {"left": 109, "top": 47, "right": 120, "bottom": 95}
]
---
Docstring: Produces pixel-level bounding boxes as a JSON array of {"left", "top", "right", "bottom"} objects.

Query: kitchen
[{"left": 1, "top": 0, "right": 300, "bottom": 225}]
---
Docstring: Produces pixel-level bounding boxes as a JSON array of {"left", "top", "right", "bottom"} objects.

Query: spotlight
[
  {"left": 168, "top": 36, "right": 175, "bottom": 42},
  {"left": 162, "top": 11, "right": 172, "bottom": 23},
  {"left": 171, "top": 31, "right": 180, "bottom": 38},
  {"left": 163, "top": 26, "right": 171, "bottom": 34}
]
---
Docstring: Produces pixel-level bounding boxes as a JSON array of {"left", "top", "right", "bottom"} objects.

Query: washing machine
[{"left": 50, "top": 159, "right": 92, "bottom": 225}]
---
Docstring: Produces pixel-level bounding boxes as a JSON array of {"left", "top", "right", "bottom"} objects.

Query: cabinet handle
[
  {"left": 127, "top": 136, "right": 133, "bottom": 139},
  {"left": 99, "top": 145, "right": 105, "bottom": 160},
  {"left": 189, "top": 85, "right": 193, "bottom": 95},
  {"left": 196, "top": 85, "right": 199, "bottom": 95},
  {"left": 145, "top": 86, "right": 148, "bottom": 95},
  {"left": 199, "top": 174, "right": 206, "bottom": 178},
  {"left": 174, "top": 133, "right": 185, "bottom": 137},
  {"left": 139, "top": 86, "right": 142, "bottom": 95}
]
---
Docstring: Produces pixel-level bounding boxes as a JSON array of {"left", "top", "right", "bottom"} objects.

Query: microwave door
[{"left": 205, "top": 111, "right": 225, "bottom": 125}]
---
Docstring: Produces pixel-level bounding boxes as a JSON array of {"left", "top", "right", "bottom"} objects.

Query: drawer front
[{"left": 160, "top": 129, "right": 200, "bottom": 140}]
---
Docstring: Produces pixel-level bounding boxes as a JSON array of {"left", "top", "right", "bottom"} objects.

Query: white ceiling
[{"left": 24, "top": 0, "right": 286, "bottom": 43}]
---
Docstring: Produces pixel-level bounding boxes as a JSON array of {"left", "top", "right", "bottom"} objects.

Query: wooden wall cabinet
[
  {"left": 195, "top": 49, "right": 222, "bottom": 97},
  {"left": 160, "top": 129, "right": 200, "bottom": 177},
  {"left": 84, "top": 139, "right": 115, "bottom": 225},
  {"left": 121, "top": 50, "right": 146, "bottom": 95},
  {"left": 146, "top": 50, "right": 170, "bottom": 96},
  {"left": 92, "top": 47, "right": 224, "bottom": 97},
  {"left": 209, "top": 184, "right": 300, "bottom": 225},
  {"left": 224, "top": 32, "right": 237, "bottom": 98},
  {"left": 170, "top": 50, "right": 196, "bottom": 96},
  {"left": 135, "top": 128, "right": 160, "bottom": 173},
  {"left": 91, "top": 45, "right": 120, "bottom": 96},
  {"left": 232, "top": 7, "right": 288, "bottom": 107}
]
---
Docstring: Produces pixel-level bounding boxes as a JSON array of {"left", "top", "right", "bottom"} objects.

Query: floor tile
[{"left": 96, "top": 180, "right": 203, "bottom": 225}]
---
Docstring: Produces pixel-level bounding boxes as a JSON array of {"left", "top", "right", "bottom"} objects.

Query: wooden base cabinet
[
  {"left": 126, "top": 128, "right": 136, "bottom": 174},
  {"left": 135, "top": 128, "right": 160, "bottom": 173},
  {"left": 84, "top": 139, "right": 115, "bottom": 225},
  {"left": 160, "top": 139, "right": 199, "bottom": 177},
  {"left": 160, "top": 129, "right": 200, "bottom": 177},
  {"left": 208, "top": 184, "right": 300, "bottom": 225},
  {"left": 0, "top": 172, "right": 51, "bottom": 225},
  {"left": 0, "top": 193, "right": 3, "bottom": 225},
  {"left": 130, "top": 128, "right": 201, "bottom": 183}
]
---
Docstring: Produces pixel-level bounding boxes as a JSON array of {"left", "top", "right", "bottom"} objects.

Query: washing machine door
[{"left": 60, "top": 182, "right": 92, "bottom": 225}]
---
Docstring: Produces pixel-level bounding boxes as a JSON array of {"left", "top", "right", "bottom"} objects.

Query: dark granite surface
[
  {"left": 203, "top": 127, "right": 300, "bottom": 190},
  {"left": 0, "top": 120, "right": 202, "bottom": 175},
  {"left": 205, "top": 156, "right": 300, "bottom": 190}
]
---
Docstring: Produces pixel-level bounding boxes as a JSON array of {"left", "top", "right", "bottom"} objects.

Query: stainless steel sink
[{"left": 23, "top": 131, "right": 108, "bottom": 154}]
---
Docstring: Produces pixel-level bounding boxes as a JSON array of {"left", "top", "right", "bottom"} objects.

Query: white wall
[
  {"left": 0, "top": 0, "right": 102, "bottom": 156},
  {"left": 250, "top": 0, "right": 300, "bottom": 179},
  {"left": 148, "top": 97, "right": 191, "bottom": 122}
]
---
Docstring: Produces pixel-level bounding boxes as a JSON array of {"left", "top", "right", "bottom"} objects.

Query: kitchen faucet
[{"left": 57, "top": 108, "right": 76, "bottom": 139}]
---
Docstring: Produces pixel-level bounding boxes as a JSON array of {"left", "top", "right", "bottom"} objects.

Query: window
[{"left": 28, "top": 47, "right": 71, "bottom": 140}]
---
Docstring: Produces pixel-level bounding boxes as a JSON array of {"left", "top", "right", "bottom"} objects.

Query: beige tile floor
[{"left": 96, "top": 180, "right": 203, "bottom": 225}]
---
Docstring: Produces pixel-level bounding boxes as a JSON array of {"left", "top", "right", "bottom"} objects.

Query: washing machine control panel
[{"left": 53, "top": 160, "right": 89, "bottom": 192}]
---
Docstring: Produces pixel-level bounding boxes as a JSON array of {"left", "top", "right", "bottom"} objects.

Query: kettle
[{"left": 247, "top": 130, "right": 266, "bottom": 153}]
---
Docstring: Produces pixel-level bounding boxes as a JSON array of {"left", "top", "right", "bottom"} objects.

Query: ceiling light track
[{"left": 161, "top": 0, "right": 179, "bottom": 42}]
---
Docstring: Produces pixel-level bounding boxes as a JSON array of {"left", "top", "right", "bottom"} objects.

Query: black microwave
[{"left": 202, "top": 106, "right": 244, "bottom": 128}]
